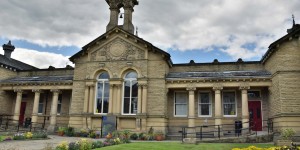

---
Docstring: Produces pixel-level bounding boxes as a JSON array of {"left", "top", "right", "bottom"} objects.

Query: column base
[
  {"left": 136, "top": 118, "right": 141, "bottom": 131},
  {"left": 182, "top": 138, "right": 197, "bottom": 144},
  {"left": 47, "top": 125, "right": 56, "bottom": 133}
]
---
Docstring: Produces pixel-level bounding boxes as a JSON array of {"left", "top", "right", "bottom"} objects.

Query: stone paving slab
[{"left": 0, "top": 135, "right": 104, "bottom": 150}]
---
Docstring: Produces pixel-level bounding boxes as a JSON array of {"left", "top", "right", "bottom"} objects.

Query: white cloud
[
  {"left": 0, "top": 0, "right": 299, "bottom": 62},
  {"left": 11, "top": 48, "right": 73, "bottom": 69}
]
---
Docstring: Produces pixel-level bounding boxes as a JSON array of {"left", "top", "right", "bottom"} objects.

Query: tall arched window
[
  {"left": 123, "top": 71, "right": 138, "bottom": 115},
  {"left": 95, "top": 72, "right": 110, "bottom": 114}
]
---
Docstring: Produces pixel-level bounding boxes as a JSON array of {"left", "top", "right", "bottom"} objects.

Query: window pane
[
  {"left": 248, "top": 91, "right": 260, "bottom": 99},
  {"left": 125, "top": 72, "right": 137, "bottom": 79},
  {"left": 57, "top": 104, "right": 61, "bottom": 114},
  {"left": 99, "top": 72, "right": 110, "bottom": 79},
  {"left": 123, "top": 98, "right": 130, "bottom": 114},
  {"left": 200, "top": 93, "right": 210, "bottom": 103},
  {"left": 96, "top": 98, "right": 102, "bottom": 113},
  {"left": 175, "top": 92, "right": 187, "bottom": 116},
  {"left": 104, "top": 82, "right": 110, "bottom": 97},
  {"left": 38, "top": 103, "right": 43, "bottom": 114},
  {"left": 175, "top": 92, "right": 187, "bottom": 103},
  {"left": 131, "top": 97, "right": 138, "bottom": 114},
  {"left": 124, "top": 81, "right": 131, "bottom": 97},
  {"left": 223, "top": 92, "right": 235, "bottom": 103},
  {"left": 200, "top": 104, "right": 210, "bottom": 116},
  {"left": 175, "top": 104, "right": 187, "bottom": 116},
  {"left": 103, "top": 97, "right": 109, "bottom": 113},
  {"left": 97, "top": 82, "right": 103, "bottom": 98},
  {"left": 224, "top": 104, "right": 236, "bottom": 115},
  {"left": 132, "top": 81, "right": 138, "bottom": 97}
]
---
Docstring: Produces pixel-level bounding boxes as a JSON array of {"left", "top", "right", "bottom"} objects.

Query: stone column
[
  {"left": 187, "top": 87, "right": 196, "bottom": 128},
  {"left": 213, "top": 86, "right": 223, "bottom": 137},
  {"left": 88, "top": 85, "right": 95, "bottom": 129},
  {"left": 240, "top": 86, "right": 250, "bottom": 132},
  {"left": 82, "top": 85, "right": 89, "bottom": 128},
  {"left": 116, "top": 84, "right": 122, "bottom": 114},
  {"left": 13, "top": 89, "right": 23, "bottom": 123},
  {"left": 142, "top": 84, "right": 148, "bottom": 114},
  {"left": 137, "top": 84, "right": 142, "bottom": 114},
  {"left": 106, "top": 7, "right": 120, "bottom": 31},
  {"left": 32, "top": 89, "right": 41, "bottom": 124},
  {"left": 141, "top": 84, "right": 148, "bottom": 131},
  {"left": 123, "top": 7, "right": 134, "bottom": 34},
  {"left": 48, "top": 90, "right": 60, "bottom": 132},
  {"left": 108, "top": 85, "right": 114, "bottom": 114}
]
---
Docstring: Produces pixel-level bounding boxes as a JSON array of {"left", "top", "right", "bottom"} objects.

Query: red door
[
  {"left": 248, "top": 101, "right": 262, "bottom": 131},
  {"left": 19, "top": 102, "right": 27, "bottom": 125}
]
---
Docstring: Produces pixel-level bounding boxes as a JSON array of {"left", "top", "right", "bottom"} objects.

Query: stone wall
[
  {"left": 0, "top": 68, "right": 17, "bottom": 114},
  {"left": 264, "top": 37, "right": 300, "bottom": 132}
]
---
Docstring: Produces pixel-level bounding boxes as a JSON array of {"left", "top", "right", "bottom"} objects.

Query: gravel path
[{"left": 0, "top": 135, "right": 104, "bottom": 150}]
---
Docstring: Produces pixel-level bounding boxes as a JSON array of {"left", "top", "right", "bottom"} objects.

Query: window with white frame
[
  {"left": 198, "top": 92, "right": 211, "bottom": 117},
  {"left": 57, "top": 94, "right": 62, "bottom": 115},
  {"left": 95, "top": 72, "right": 110, "bottom": 114},
  {"left": 123, "top": 71, "right": 138, "bottom": 115},
  {"left": 223, "top": 92, "right": 236, "bottom": 116},
  {"left": 38, "top": 94, "right": 44, "bottom": 114},
  {"left": 174, "top": 92, "right": 188, "bottom": 117}
]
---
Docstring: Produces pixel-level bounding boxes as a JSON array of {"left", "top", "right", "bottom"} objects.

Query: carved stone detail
[{"left": 90, "top": 38, "right": 145, "bottom": 61}]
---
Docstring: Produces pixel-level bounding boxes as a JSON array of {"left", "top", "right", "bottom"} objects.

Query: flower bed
[
  {"left": 55, "top": 137, "right": 127, "bottom": 150},
  {"left": 232, "top": 145, "right": 300, "bottom": 150}
]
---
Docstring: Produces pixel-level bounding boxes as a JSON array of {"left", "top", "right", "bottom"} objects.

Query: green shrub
[
  {"left": 79, "top": 139, "right": 92, "bottom": 150},
  {"left": 65, "top": 127, "right": 75, "bottom": 137},
  {"left": 32, "top": 131, "right": 48, "bottom": 139},
  {"left": 281, "top": 128, "right": 296, "bottom": 140},
  {"left": 130, "top": 133, "right": 138, "bottom": 140},
  {"left": 55, "top": 141, "right": 68, "bottom": 150},
  {"left": 92, "top": 141, "right": 104, "bottom": 149},
  {"left": 68, "top": 141, "right": 80, "bottom": 150},
  {"left": 13, "top": 133, "right": 26, "bottom": 140}
]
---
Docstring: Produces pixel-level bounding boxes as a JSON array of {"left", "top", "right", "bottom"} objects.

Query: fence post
[
  {"left": 218, "top": 125, "right": 220, "bottom": 140},
  {"left": 200, "top": 126, "right": 202, "bottom": 140}
]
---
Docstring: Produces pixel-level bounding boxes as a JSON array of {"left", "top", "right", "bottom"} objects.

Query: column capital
[
  {"left": 14, "top": 89, "right": 23, "bottom": 93},
  {"left": 239, "top": 86, "right": 250, "bottom": 90},
  {"left": 32, "top": 89, "right": 42, "bottom": 93},
  {"left": 213, "top": 86, "right": 223, "bottom": 91},
  {"left": 50, "top": 89, "right": 61, "bottom": 93},
  {"left": 186, "top": 87, "right": 196, "bottom": 91}
]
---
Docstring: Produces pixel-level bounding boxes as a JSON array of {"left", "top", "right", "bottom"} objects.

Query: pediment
[{"left": 89, "top": 37, "right": 146, "bottom": 61}]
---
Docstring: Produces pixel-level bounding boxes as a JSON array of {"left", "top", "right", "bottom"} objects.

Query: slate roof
[
  {"left": 166, "top": 70, "right": 271, "bottom": 79},
  {"left": 0, "top": 54, "right": 37, "bottom": 71},
  {"left": 0, "top": 75, "right": 73, "bottom": 84},
  {"left": 261, "top": 24, "right": 300, "bottom": 63}
]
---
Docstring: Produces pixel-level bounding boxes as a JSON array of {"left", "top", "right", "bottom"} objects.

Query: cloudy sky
[{"left": 0, "top": 0, "right": 299, "bottom": 68}]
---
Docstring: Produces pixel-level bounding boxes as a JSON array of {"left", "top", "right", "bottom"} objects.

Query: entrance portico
[{"left": 166, "top": 70, "right": 272, "bottom": 137}]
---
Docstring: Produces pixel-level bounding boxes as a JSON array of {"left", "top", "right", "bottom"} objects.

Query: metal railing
[
  {"left": 0, "top": 115, "right": 45, "bottom": 133},
  {"left": 178, "top": 119, "right": 274, "bottom": 142}
]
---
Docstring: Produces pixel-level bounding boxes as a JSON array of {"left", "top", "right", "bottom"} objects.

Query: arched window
[
  {"left": 95, "top": 72, "right": 110, "bottom": 114},
  {"left": 123, "top": 71, "right": 138, "bottom": 114}
]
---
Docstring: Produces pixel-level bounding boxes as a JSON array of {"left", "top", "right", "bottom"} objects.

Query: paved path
[{"left": 0, "top": 135, "right": 104, "bottom": 150}]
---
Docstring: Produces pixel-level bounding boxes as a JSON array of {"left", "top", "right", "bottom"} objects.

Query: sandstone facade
[{"left": 0, "top": 0, "right": 299, "bottom": 136}]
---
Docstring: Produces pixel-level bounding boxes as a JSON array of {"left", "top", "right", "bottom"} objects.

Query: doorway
[
  {"left": 19, "top": 102, "right": 27, "bottom": 125},
  {"left": 248, "top": 101, "right": 262, "bottom": 131}
]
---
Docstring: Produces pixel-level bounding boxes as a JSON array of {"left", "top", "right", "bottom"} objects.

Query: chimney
[
  {"left": 106, "top": 0, "right": 138, "bottom": 34},
  {"left": 2, "top": 41, "right": 15, "bottom": 59}
]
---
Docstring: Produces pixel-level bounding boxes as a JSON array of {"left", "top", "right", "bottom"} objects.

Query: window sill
[{"left": 223, "top": 115, "right": 237, "bottom": 117}]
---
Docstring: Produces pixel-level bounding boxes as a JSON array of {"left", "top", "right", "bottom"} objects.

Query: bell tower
[{"left": 106, "top": 0, "right": 139, "bottom": 34}]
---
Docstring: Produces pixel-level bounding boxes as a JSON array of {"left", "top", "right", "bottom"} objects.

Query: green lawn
[{"left": 97, "top": 142, "right": 273, "bottom": 150}]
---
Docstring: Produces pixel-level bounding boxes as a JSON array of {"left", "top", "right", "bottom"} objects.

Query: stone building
[{"left": 0, "top": 0, "right": 299, "bottom": 137}]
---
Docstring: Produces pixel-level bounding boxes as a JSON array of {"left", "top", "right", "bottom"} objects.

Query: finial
[
  {"left": 292, "top": 14, "right": 295, "bottom": 26},
  {"left": 8, "top": 40, "right": 12, "bottom": 45}
]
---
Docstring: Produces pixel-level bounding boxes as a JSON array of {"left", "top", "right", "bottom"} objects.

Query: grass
[{"left": 96, "top": 142, "right": 273, "bottom": 150}]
